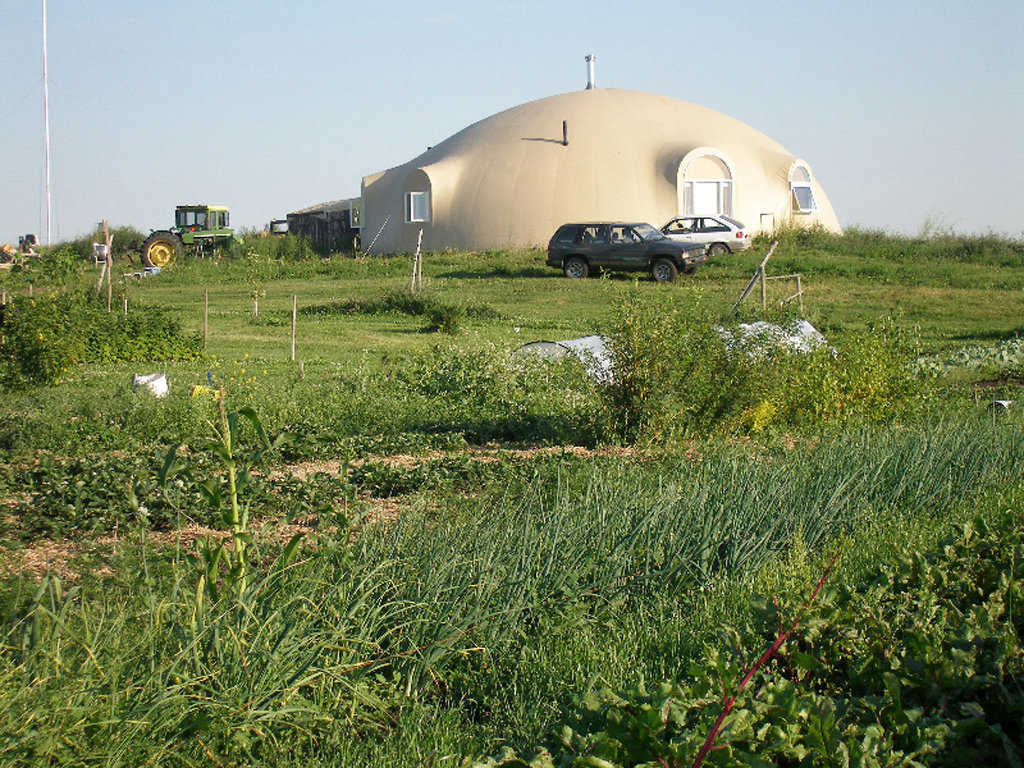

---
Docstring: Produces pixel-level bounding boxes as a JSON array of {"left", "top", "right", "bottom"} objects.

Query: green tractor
[{"left": 141, "top": 204, "right": 233, "bottom": 267}]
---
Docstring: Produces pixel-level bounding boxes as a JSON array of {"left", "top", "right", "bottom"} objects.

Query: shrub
[
  {"left": 0, "top": 291, "right": 202, "bottom": 388},
  {"left": 40, "top": 245, "right": 87, "bottom": 285},
  {"left": 756, "top": 225, "right": 1024, "bottom": 269},
  {"left": 0, "top": 293, "right": 87, "bottom": 386},
  {"left": 600, "top": 292, "right": 920, "bottom": 443},
  {"left": 599, "top": 290, "right": 727, "bottom": 443},
  {"left": 424, "top": 302, "right": 465, "bottom": 333},
  {"left": 302, "top": 290, "right": 503, "bottom": 333},
  {"left": 227, "top": 233, "right": 316, "bottom": 262},
  {"left": 50, "top": 226, "right": 147, "bottom": 262}
]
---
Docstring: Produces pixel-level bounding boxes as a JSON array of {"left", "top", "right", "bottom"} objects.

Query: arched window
[
  {"left": 678, "top": 149, "right": 734, "bottom": 217},
  {"left": 789, "top": 162, "right": 817, "bottom": 214}
]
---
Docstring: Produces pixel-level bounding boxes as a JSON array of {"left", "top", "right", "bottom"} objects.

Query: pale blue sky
[{"left": 2, "top": 0, "right": 1022, "bottom": 245}]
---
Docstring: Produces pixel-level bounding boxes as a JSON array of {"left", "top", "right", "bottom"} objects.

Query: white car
[{"left": 660, "top": 215, "right": 751, "bottom": 256}]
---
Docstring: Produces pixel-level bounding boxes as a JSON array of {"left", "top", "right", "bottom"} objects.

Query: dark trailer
[{"left": 285, "top": 198, "right": 362, "bottom": 253}]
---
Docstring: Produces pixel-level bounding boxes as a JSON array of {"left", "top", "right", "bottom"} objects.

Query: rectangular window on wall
[
  {"left": 406, "top": 191, "right": 430, "bottom": 222},
  {"left": 682, "top": 180, "right": 733, "bottom": 216}
]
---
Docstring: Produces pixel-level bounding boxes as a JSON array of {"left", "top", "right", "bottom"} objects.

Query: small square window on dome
[{"left": 405, "top": 191, "right": 430, "bottom": 223}]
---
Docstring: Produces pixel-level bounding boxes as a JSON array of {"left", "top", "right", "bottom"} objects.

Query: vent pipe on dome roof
[{"left": 585, "top": 54, "right": 596, "bottom": 89}]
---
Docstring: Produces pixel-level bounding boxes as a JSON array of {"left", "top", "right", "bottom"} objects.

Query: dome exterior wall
[{"left": 362, "top": 89, "right": 840, "bottom": 253}]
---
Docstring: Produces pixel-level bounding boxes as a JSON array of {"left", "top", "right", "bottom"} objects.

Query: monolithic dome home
[{"left": 361, "top": 88, "right": 841, "bottom": 253}]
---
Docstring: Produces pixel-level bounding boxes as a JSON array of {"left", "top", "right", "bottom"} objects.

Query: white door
[{"left": 692, "top": 182, "right": 719, "bottom": 215}]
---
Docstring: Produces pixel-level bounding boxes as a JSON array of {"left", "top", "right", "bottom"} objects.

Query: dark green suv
[{"left": 546, "top": 222, "right": 706, "bottom": 282}]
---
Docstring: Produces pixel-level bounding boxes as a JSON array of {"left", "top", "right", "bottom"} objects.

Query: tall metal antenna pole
[{"left": 42, "top": 0, "right": 52, "bottom": 244}]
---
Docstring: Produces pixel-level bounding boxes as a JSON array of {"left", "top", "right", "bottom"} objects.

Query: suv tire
[
  {"left": 651, "top": 258, "right": 678, "bottom": 283},
  {"left": 563, "top": 256, "right": 589, "bottom": 279}
]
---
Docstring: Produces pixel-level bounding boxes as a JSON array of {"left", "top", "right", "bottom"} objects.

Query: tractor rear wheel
[{"left": 142, "top": 231, "right": 183, "bottom": 268}]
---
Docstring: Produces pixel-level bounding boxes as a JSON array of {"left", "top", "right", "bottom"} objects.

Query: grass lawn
[{"left": 107, "top": 233, "right": 1024, "bottom": 365}]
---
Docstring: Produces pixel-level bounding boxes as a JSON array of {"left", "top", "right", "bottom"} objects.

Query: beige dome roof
[{"left": 362, "top": 89, "right": 840, "bottom": 253}]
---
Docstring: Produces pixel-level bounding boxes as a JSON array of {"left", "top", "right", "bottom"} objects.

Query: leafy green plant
[
  {"left": 914, "top": 336, "right": 1024, "bottom": 378},
  {"left": 1, "top": 447, "right": 359, "bottom": 542},
  {"left": 347, "top": 454, "right": 519, "bottom": 497}
]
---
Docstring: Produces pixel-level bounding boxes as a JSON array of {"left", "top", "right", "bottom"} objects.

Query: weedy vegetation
[{"left": 0, "top": 228, "right": 1022, "bottom": 766}]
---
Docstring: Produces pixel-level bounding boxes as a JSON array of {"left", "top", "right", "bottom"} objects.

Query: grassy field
[
  {"left": 0, "top": 228, "right": 1022, "bottom": 766},
  {"left": 119, "top": 230, "right": 1024, "bottom": 363}
]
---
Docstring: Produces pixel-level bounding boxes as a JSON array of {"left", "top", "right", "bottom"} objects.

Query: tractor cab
[{"left": 172, "top": 205, "right": 232, "bottom": 243}]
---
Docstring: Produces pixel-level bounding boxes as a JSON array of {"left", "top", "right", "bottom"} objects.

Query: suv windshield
[{"left": 633, "top": 223, "right": 665, "bottom": 242}]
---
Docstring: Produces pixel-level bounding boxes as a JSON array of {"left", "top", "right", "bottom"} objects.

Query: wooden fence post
[
  {"left": 290, "top": 294, "right": 297, "bottom": 362},
  {"left": 410, "top": 229, "right": 423, "bottom": 292},
  {"left": 105, "top": 220, "right": 113, "bottom": 312}
]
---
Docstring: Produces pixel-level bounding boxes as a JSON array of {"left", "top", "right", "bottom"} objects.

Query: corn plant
[{"left": 160, "top": 393, "right": 282, "bottom": 603}]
